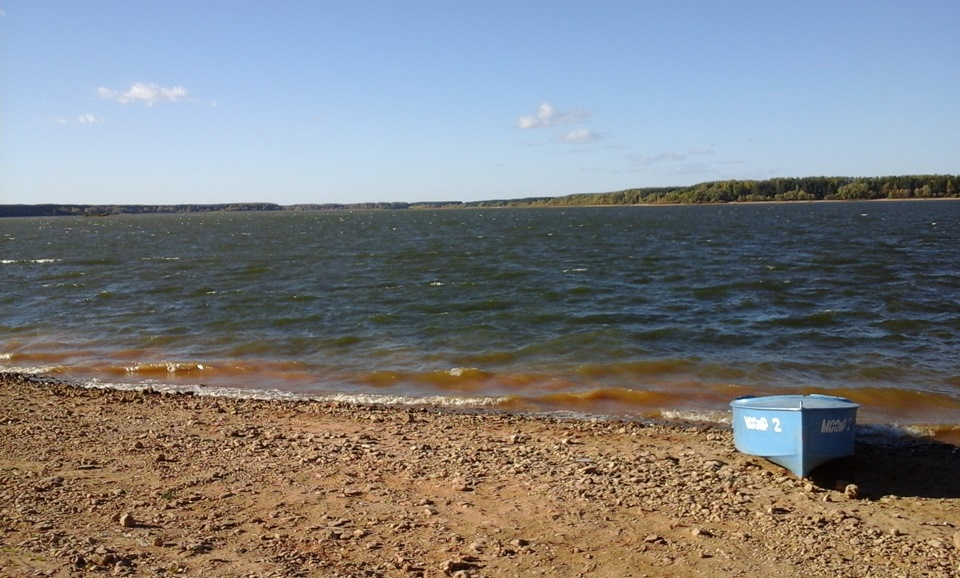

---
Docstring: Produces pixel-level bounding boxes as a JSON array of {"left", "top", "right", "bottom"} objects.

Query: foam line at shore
[
  {"left": 79, "top": 378, "right": 511, "bottom": 408},
  {"left": 5, "top": 371, "right": 957, "bottom": 445}
]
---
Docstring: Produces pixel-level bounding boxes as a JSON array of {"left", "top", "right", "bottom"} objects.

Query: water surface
[{"left": 2, "top": 202, "right": 958, "bottom": 440}]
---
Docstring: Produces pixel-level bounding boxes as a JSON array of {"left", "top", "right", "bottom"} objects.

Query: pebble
[
  {"left": 844, "top": 484, "right": 860, "bottom": 499},
  {"left": 954, "top": 530, "right": 960, "bottom": 550},
  {"left": 469, "top": 540, "right": 486, "bottom": 553},
  {"left": 442, "top": 559, "right": 479, "bottom": 573}
]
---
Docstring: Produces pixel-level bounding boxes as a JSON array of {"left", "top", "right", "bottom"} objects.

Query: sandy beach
[{"left": 1, "top": 372, "right": 957, "bottom": 577}]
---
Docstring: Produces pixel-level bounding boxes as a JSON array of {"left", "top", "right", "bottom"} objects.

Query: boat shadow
[{"left": 807, "top": 436, "right": 960, "bottom": 500}]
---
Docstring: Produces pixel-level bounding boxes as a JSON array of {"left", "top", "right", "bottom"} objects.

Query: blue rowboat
[{"left": 730, "top": 394, "right": 859, "bottom": 477}]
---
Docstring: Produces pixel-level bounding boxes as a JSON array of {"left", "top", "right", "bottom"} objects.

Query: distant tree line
[
  {"left": 0, "top": 203, "right": 282, "bottom": 217},
  {"left": 1, "top": 175, "right": 956, "bottom": 217},
  {"left": 547, "top": 175, "right": 958, "bottom": 206}
]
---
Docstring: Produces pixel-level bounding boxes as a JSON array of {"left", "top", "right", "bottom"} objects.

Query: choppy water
[{"left": 2, "top": 202, "right": 959, "bottom": 441}]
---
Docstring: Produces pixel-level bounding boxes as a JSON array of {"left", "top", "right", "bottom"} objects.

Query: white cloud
[
  {"left": 98, "top": 82, "right": 192, "bottom": 105},
  {"left": 554, "top": 128, "right": 599, "bottom": 144},
  {"left": 78, "top": 113, "right": 104, "bottom": 124},
  {"left": 516, "top": 102, "right": 588, "bottom": 129}
]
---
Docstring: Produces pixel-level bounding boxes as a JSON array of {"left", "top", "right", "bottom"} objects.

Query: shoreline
[
  {"left": 567, "top": 196, "right": 960, "bottom": 209},
  {"left": 7, "top": 369, "right": 959, "bottom": 445},
  {"left": 3, "top": 193, "right": 960, "bottom": 218},
  {"left": 7, "top": 369, "right": 960, "bottom": 444},
  {"left": 2, "top": 372, "right": 957, "bottom": 577}
]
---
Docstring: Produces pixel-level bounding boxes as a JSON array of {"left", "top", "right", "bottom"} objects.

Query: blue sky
[{"left": 2, "top": 1, "right": 958, "bottom": 205}]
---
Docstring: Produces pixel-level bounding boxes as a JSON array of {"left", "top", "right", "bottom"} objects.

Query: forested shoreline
[{"left": 2, "top": 174, "right": 957, "bottom": 217}]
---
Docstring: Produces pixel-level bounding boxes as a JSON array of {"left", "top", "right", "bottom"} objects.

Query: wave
[
  {"left": 857, "top": 423, "right": 960, "bottom": 446},
  {"left": 1, "top": 258, "right": 62, "bottom": 265},
  {"left": 0, "top": 364, "right": 66, "bottom": 375},
  {"left": 575, "top": 358, "right": 696, "bottom": 378},
  {"left": 121, "top": 361, "right": 209, "bottom": 376},
  {"left": 355, "top": 367, "right": 496, "bottom": 390},
  {"left": 71, "top": 379, "right": 509, "bottom": 409}
]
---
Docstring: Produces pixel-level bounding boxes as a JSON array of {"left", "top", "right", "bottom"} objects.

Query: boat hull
[{"left": 730, "top": 394, "right": 859, "bottom": 477}]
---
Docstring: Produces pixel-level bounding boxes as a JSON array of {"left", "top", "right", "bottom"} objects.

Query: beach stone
[
  {"left": 469, "top": 540, "right": 486, "bottom": 553},
  {"left": 442, "top": 559, "right": 479, "bottom": 573},
  {"left": 644, "top": 534, "right": 663, "bottom": 544},
  {"left": 38, "top": 476, "right": 64, "bottom": 490},
  {"left": 95, "top": 552, "right": 118, "bottom": 567},
  {"left": 691, "top": 527, "right": 712, "bottom": 538}
]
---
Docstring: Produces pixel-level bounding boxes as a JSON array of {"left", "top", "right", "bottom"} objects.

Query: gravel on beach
[{"left": 1, "top": 372, "right": 958, "bottom": 577}]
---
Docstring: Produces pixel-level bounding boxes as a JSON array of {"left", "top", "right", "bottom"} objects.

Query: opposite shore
[{"left": 3, "top": 175, "right": 958, "bottom": 217}]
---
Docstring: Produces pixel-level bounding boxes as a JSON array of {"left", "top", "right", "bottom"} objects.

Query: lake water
[{"left": 2, "top": 202, "right": 959, "bottom": 441}]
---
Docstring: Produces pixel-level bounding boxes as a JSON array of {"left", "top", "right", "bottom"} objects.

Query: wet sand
[{"left": 1, "top": 372, "right": 958, "bottom": 577}]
